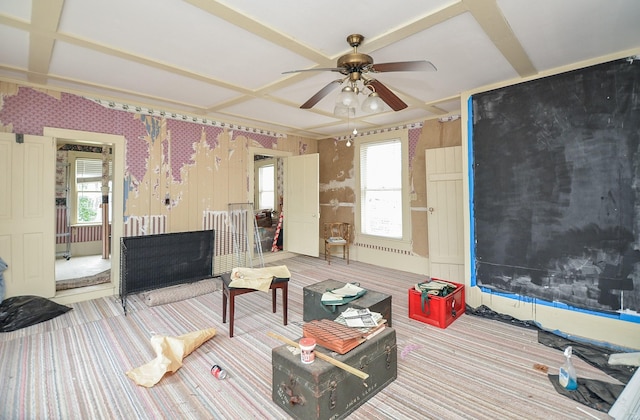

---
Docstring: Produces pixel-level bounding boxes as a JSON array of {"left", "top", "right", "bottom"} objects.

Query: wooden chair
[
  {"left": 220, "top": 272, "right": 289, "bottom": 338},
  {"left": 324, "top": 222, "right": 350, "bottom": 265}
]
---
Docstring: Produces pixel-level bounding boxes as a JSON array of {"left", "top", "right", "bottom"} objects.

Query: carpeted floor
[
  {"left": 56, "top": 269, "right": 111, "bottom": 291},
  {"left": 0, "top": 255, "right": 622, "bottom": 419}
]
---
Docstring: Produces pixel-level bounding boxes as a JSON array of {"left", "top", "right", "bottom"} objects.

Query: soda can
[{"left": 210, "top": 364, "right": 228, "bottom": 379}]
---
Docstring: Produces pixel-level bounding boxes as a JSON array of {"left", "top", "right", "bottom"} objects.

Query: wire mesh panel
[
  {"left": 204, "top": 208, "right": 251, "bottom": 275},
  {"left": 119, "top": 229, "right": 214, "bottom": 313}
]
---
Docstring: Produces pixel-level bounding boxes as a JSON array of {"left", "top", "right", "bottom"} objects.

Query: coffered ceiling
[{"left": 1, "top": 0, "right": 639, "bottom": 139}]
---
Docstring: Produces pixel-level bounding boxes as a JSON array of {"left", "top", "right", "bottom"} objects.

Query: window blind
[{"left": 359, "top": 138, "right": 402, "bottom": 238}]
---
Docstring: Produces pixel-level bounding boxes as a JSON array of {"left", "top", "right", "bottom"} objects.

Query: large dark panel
[
  {"left": 472, "top": 58, "right": 640, "bottom": 313},
  {"left": 119, "top": 230, "right": 214, "bottom": 312}
]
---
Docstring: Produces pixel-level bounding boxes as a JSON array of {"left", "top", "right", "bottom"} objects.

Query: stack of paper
[
  {"left": 340, "top": 308, "right": 378, "bottom": 328},
  {"left": 333, "top": 309, "right": 386, "bottom": 339}
]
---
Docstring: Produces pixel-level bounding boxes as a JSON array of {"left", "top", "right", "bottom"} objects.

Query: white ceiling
[{"left": 1, "top": 0, "right": 639, "bottom": 139}]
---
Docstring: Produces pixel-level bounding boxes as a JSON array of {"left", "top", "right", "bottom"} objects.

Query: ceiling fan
[{"left": 284, "top": 34, "right": 437, "bottom": 113}]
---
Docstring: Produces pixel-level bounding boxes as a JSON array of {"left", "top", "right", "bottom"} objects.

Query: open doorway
[
  {"left": 249, "top": 147, "right": 291, "bottom": 261},
  {"left": 254, "top": 154, "right": 281, "bottom": 254},
  {"left": 44, "top": 128, "right": 124, "bottom": 299},
  {"left": 54, "top": 142, "right": 112, "bottom": 290}
]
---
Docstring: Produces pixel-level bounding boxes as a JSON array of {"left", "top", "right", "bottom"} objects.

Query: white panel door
[
  {"left": 0, "top": 133, "right": 55, "bottom": 298},
  {"left": 285, "top": 154, "right": 319, "bottom": 257},
  {"left": 426, "top": 146, "right": 465, "bottom": 282}
]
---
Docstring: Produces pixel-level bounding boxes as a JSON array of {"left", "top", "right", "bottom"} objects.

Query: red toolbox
[{"left": 408, "top": 279, "right": 465, "bottom": 328}]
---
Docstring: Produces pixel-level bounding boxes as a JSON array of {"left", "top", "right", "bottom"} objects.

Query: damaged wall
[
  {"left": 0, "top": 83, "right": 316, "bottom": 236},
  {"left": 318, "top": 119, "right": 461, "bottom": 267},
  {"left": 318, "top": 138, "right": 356, "bottom": 230}
]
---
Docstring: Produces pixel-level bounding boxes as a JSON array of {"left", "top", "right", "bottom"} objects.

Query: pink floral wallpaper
[{"left": 0, "top": 86, "right": 282, "bottom": 188}]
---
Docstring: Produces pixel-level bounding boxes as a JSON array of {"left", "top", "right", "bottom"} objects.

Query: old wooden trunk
[
  {"left": 272, "top": 327, "right": 397, "bottom": 420},
  {"left": 303, "top": 279, "right": 393, "bottom": 327}
]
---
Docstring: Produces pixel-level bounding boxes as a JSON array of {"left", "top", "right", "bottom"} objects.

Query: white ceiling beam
[
  {"left": 463, "top": 0, "right": 537, "bottom": 77},
  {"left": 27, "top": 0, "right": 64, "bottom": 84}
]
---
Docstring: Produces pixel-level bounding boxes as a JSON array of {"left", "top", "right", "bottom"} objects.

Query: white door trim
[{"left": 44, "top": 127, "right": 125, "bottom": 304}]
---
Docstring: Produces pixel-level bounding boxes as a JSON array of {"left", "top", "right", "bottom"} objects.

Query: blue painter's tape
[
  {"left": 468, "top": 96, "right": 477, "bottom": 288},
  {"left": 478, "top": 286, "right": 640, "bottom": 323}
]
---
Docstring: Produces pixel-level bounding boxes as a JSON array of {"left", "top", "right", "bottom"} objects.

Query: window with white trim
[
  {"left": 356, "top": 130, "right": 411, "bottom": 246},
  {"left": 258, "top": 163, "right": 275, "bottom": 210},
  {"left": 70, "top": 152, "right": 112, "bottom": 225}
]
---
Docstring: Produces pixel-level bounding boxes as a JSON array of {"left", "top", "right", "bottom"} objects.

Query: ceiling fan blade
[
  {"left": 300, "top": 79, "right": 342, "bottom": 109},
  {"left": 283, "top": 67, "right": 343, "bottom": 75},
  {"left": 368, "top": 79, "right": 407, "bottom": 111},
  {"left": 371, "top": 60, "right": 437, "bottom": 73}
]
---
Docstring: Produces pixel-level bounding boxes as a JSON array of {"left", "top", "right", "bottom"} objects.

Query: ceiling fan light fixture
[
  {"left": 335, "top": 85, "right": 359, "bottom": 108},
  {"left": 333, "top": 104, "right": 355, "bottom": 117},
  {"left": 290, "top": 34, "right": 435, "bottom": 112},
  {"left": 361, "top": 91, "right": 385, "bottom": 113}
]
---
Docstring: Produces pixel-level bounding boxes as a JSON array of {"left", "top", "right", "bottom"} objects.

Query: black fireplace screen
[{"left": 119, "top": 229, "right": 214, "bottom": 313}]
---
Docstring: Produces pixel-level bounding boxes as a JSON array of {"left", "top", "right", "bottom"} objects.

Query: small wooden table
[{"left": 221, "top": 272, "right": 289, "bottom": 338}]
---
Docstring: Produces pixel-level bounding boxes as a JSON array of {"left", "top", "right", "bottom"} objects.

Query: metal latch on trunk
[
  {"left": 385, "top": 345, "right": 392, "bottom": 369},
  {"left": 329, "top": 380, "right": 338, "bottom": 409},
  {"left": 359, "top": 355, "right": 370, "bottom": 371},
  {"left": 281, "top": 377, "right": 305, "bottom": 406}
]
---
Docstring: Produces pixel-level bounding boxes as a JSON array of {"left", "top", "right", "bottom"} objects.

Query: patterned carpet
[{"left": 0, "top": 255, "right": 620, "bottom": 419}]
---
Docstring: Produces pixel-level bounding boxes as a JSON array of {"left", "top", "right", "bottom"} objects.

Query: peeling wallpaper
[
  {"left": 0, "top": 83, "right": 460, "bottom": 260},
  {"left": 408, "top": 127, "right": 422, "bottom": 169},
  {"left": 0, "top": 88, "right": 147, "bottom": 147},
  {"left": 0, "top": 84, "right": 312, "bottom": 231},
  {"left": 318, "top": 119, "right": 463, "bottom": 258}
]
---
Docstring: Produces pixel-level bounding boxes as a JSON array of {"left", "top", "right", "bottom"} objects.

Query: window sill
[{"left": 70, "top": 223, "right": 110, "bottom": 228}]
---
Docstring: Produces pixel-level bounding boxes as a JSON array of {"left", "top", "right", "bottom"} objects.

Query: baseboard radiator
[
  {"left": 56, "top": 206, "right": 68, "bottom": 244},
  {"left": 119, "top": 229, "right": 214, "bottom": 313},
  {"left": 56, "top": 206, "right": 103, "bottom": 244},
  {"left": 354, "top": 242, "right": 412, "bottom": 255},
  {"left": 203, "top": 210, "right": 250, "bottom": 276},
  {"left": 123, "top": 215, "right": 167, "bottom": 237}
]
